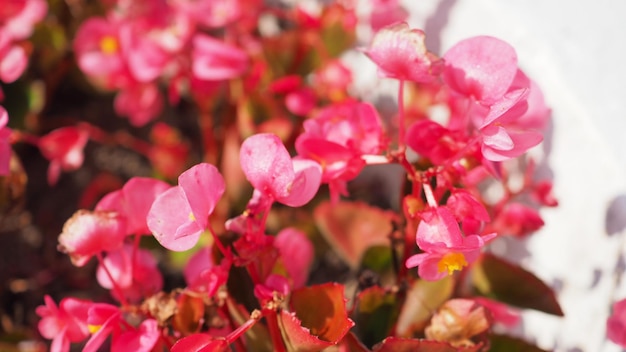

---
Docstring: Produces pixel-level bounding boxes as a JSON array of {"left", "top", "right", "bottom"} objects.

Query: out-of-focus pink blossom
[
  {"left": 365, "top": 22, "right": 442, "bottom": 83},
  {"left": 148, "top": 163, "right": 225, "bottom": 251},
  {"left": 608, "top": 298, "right": 626, "bottom": 348},
  {"left": 114, "top": 82, "right": 163, "bottom": 126},
  {"left": 0, "top": 31, "right": 27, "bottom": 83},
  {"left": 313, "top": 60, "right": 353, "bottom": 101},
  {"left": 184, "top": 247, "right": 230, "bottom": 295},
  {"left": 472, "top": 297, "right": 520, "bottom": 328},
  {"left": 241, "top": 133, "right": 322, "bottom": 207},
  {"left": 38, "top": 126, "right": 89, "bottom": 185},
  {"left": 112, "top": 319, "right": 159, "bottom": 352},
  {"left": 274, "top": 228, "right": 314, "bottom": 288},
  {"left": 491, "top": 202, "right": 544, "bottom": 237},
  {"left": 74, "top": 17, "right": 129, "bottom": 88},
  {"left": 96, "top": 245, "right": 163, "bottom": 303},
  {"left": 295, "top": 101, "right": 385, "bottom": 201},
  {"left": 36, "top": 295, "right": 91, "bottom": 352},
  {"left": 0, "top": 0, "right": 47, "bottom": 40},
  {"left": 405, "top": 206, "right": 495, "bottom": 281},
  {"left": 192, "top": 34, "right": 248, "bottom": 81},
  {"left": 96, "top": 177, "right": 170, "bottom": 235},
  {"left": 0, "top": 106, "right": 12, "bottom": 175},
  {"left": 58, "top": 210, "right": 127, "bottom": 266},
  {"left": 170, "top": 0, "right": 243, "bottom": 28},
  {"left": 83, "top": 303, "right": 122, "bottom": 352},
  {"left": 369, "top": 0, "right": 408, "bottom": 32}
]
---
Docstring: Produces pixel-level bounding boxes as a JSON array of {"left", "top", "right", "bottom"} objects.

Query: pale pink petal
[
  {"left": 479, "top": 88, "right": 529, "bottom": 128},
  {"left": 122, "top": 177, "right": 171, "bottom": 234},
  {"left": 276, "top": 158, "right": 321, "bottom": 207},
  {"left": 275, "top": 228, "right": 314, "bottom": 288},
  {"left": 240, "top": 133, "right": 295, "bottom": 199},
  {"left": 111, "top": 319, "right": 159, "bottom": 352},
  {"left": 148, "top": 186, "right": 201, "bottom": 251},
  {"left": 178, "top": 163, "right": 225, "bottom": 229},
  {"left": 0, "top": 44, "right": 27, "bottom": 83},
  {"left": 183, "top": 247, "right": 214, "bottom": 287},
  {"left": 481, "top": 129, "right": 543, "bottom": 162},
  {"left": 416, "top": 207, "right": 464, "bottom": 249},
  {"left": 443, "top": 36, "right": 518, "bottom": 104},
  {"left": 481, "top": 125, "right": 514, "bottom": 151}
]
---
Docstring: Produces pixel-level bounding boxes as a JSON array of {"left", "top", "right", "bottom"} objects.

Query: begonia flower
[
  {"left": 96, "top": 245, "right": 163, "bottom": 303},
  {"left": 312, "top": 59, "right": 353, "bottom": 101},
  {"left": 369, "top": 0, "right": 409, "bottom": 32},
  {"left": 425, "top": 298, "right": 491, "bottom": 348},
  {"left": 240, "top": 133, "right": 322, "bottom": 207},
  {"left": 0, "top": 31, "right": 27, "bottom": 83},
  {"left": 58, "top": 210, "right": 127, "bottom": 266},
  {"left": 0, "top": 0, "right": 47, "bottom": 41},
  {"left": 405, "top": 206, "right": 495, "bottom": 281},
  {"left": 38, "top": 126, "right": 89, "bottom": 185},
  {"left": 111, "top": 319, "right": 159, "bottom": 352},
  {"left": 114, "top": 82, "right": 163, "bottom": 126},
  {"left": 74, "top": 17, "right": 129, "bottom": 88},
  {"left": 253, "top": 274, "right": 290, "bottom": 303},
  {"left": 192, "top": 34, "right": 248, "bottom": 81},
  {"left": 491, "top": 202, "right": 544, "bottom": 237},
  {"left": 170, "top": 0, "right": 243, "bottom": 28},
  {"left": 0, "top": 106, "right": 12, "bottom": 175},
  {"left": 96, "top": 177, "right": 170, "bottom": 235},
  {"left": 472, "top": 297, "right": 520, "bottom": 328},
  {"left": 83, "top": 303, "right": 123, "bottom": 352},
  {"left": 608, "top": 298, "right": 626, "bottom": 348},
  {"left": 295, "top": 101, "right": 384, "bottom": 201},
  {"left": 274, "top": 227, "right": 314, "bottom": 289},
  {"left": 36, "top": 295, "right": 91, "bottom": 352},
  {"left": 148, "top": 163, "right": 225, "bottom": 251},
  {"left": 184, "top": 247, "right": 230, "bottom": 295},
  {"left": 364, "top": 22, "right": 442, "bottom": 83}
]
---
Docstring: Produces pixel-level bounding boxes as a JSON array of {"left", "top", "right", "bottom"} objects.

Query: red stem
[
  {"left": 96, "top": 253, "right": 129, "bottom": 307},
  {"left": 264, "top": 309, "right": 286, "bottom": 352}
]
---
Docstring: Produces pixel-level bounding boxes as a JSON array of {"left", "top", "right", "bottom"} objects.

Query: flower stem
[
  {"left": 398, "top": 79, "right": 406, "bottom": 151},
  {"left": 96, "top": 253, "right": 129, "bottom": 307}
]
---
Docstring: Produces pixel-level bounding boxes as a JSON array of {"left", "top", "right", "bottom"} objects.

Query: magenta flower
[
  {"left": 295, "top": 101, "right": 384, "bottom": 201},
  {"left": 82, "top": 303, "right": 122, "bottom": 352},
  {"left": 114, "top": 82, "right": 164, "bottom": 126},
  {"left": 36, "top": 295, "right": 91, "bottom": 352},
  {"left": 364, "top": 22, "right": 442, "bottom": 83},
  {"left": 58, "top": 210, "right": 127, "bottom": 266},
  {"left": 240, "top": 133, "right": 322, "bottom": 207},
  {"left": 0, "top": 30, "right": 27, "bottom": 83},
  {"left": 96, "top": 245, "right": 163, "bottom": 303},
  {"left": 405, "top": 206, "right": 495, "bottom": 281},
  {"left": 192, "top": 34, "right": 248, "bottom": 81},
  {"left": 183, "top": 247, "right": 230, "bottom": 296},
  {"left": 96, "top": 177, "right": 171, "bottom": 236},
  {"left": 38, "top": 126, "right": 89, "bottom": 185},
  {"left": 608, "top": 298, "right": 626, "bottom": 348},
  {"left": 0, "top": 0, "right": 47, "bottom": 41},
  {"left": 0, "top": 106, "right": 12, "bottom": 175},
  {"left": 148, "top": 163, "right": 225, "bottom": 251}
]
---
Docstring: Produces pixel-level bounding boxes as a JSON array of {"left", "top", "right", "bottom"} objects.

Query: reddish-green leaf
[
  {"left": 279, "top": 283, "right": 355, "bottom": 351},
  {"left": 395, "top": 276, "right": 454, "bottom": 337},
  {"left": 471, "top": 253, "right": 563, "bottom": 316},
  {"left": 353, "top": 286, "right": 399, "bottom": 348},
  {"left": 488, "top": 334, "right": 548, "bottom": 352},
  {"left": 314, "top": 201, "right": 397, "bottom": 269}
]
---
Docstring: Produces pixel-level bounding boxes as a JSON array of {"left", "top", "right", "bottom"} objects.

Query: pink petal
[
  {"left": 481, "top": 129, "right": 543, "bottom": 162},
  {"left": 416, "top": 207, "right": 464, "bottom": 249},
  {"left": 0, "top": 44, "right": 27, "bottom": 83},
  {"left": 178, "top": 163, "right": 225, "bottom": 229},
  {"left": 276, "top": 158, "right": 321, "bottom": 207},
  {"left": 481, "top": 125, "right": 514, "bottom": 151},
  {"left": 479, "top": 88, "right": 529, "bottom": 128},
  {"left": 111, "top": 319, "right": 159, "bottom": 352},
  {"left": 148, "top": 186, "right": 202, "bottom": 251},
  {"left": 122, "top": 177, "right": 171, "bottom": 234},
  {"left": 443, "top": 36, "right": 518, "bottom": 104},
  {"left": 192, "top": 34, "right": 247, "bottom": 81},
  {"left": 240, "top": 133, "right": 295, "bottom": 199},
  {"left": 275, "top": 228, "right": 314, "bottom": 288}
]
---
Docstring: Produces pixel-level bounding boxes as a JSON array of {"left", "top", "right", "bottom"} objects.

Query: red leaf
[
  {"left": 314, "top": 201, "right": 397, "bottom": 269},
  {"left": 279, "top": 283, "right": 355, "bottom": 351}
]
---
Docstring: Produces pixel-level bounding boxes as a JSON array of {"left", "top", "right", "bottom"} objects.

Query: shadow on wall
[
  {"left": 606, "top": 195, "right": 626, "bottom": 236},
  {"left": 423, "top": 0, "right": 458, "bottom": 54}
]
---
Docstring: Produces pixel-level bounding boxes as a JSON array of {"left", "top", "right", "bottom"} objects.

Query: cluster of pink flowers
[{"left": 73, "top": 0, "right": 254, "bottom": 126}]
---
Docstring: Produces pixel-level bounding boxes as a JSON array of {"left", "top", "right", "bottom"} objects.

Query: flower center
[
  {"left": 99, "top": 35, "right": 118, "bottom": 55},
  {"left": 437, "top": 252, "right": 468, "bottom": 275}
]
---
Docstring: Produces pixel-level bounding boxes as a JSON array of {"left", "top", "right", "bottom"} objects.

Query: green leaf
[
  {"left": 471, "top": 253, "right": 563, "bottom": 316},
  {"left": 395, "top": 276, "right": 454, "bottom": 337},
  {"left": 353, "top": 286, "right": 400, "bottom": 348},
  {"left": 488, "top": 334, "right": 548, "bottom": 352}
]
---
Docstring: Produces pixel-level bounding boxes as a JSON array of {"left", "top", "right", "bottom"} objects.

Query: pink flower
[
  {"left": 608, "top": 298, "right": 626, "bottom": 348},
  {"left": 0, "top": 106, "right": 12, "bottom": 175},
  {"left": 240, "top": 133, "right": 322, "bottom": 207},
  {"left": 148, "top": 163, "right": 225, "bottom": 251},
  {"left": 312, "top": 60, "right": 353, "bottom": 101},
  {"left": 254, "top": 274, "right": 290, "bottom": 303},
  {"left": 369, "top": 0, "right": 408, "bottom": 32},
  {"left": 0, "top": 0, "right": 47, "bottom": 41},
  {"left": 405, "top": 206, "right": 495, "bottom": 281},
  {"left": 184, "top": 247, "right": 230, "bottom": 295},
  {"left": 36, "top": 295, "right": 91, "bottom": 352},
  {"left": 83, "top": 303, "right": 123, "bottom": 352},
  {"left": 472, "top": 297, "right": 520, "bottom": 328},
  {"left": 364, "top": 22, "right": 442, "bottom": 83},
  {"left": 114, "top": 82, "right": 163, "bottom": 126},
  {"left": 170, "top": 0, "right": 243, "bottom": 28},
  {"left": 74, "top": 17, "right": 129, "bottom": 89},
  {"left": 274, "top": 228, "right": 314, "bottom": 288},
  {"left": 96, "top": 245, "right": 163, "bottom": 303},
  {"left": 58, "top": 210, "right": 127, "bottom": 266},
  {"left": 295, "top": 101, "right": 385, "bottom": 201},
  {"left": 96, "top": 177, "right": 171, "bottom": 235},
  {"left": 0, "top": 31, "right": 27, "bottom": 83},
  {"left": 192, "top": 34, "right": 248, "bottom": 81},
  {"left": 491, "top": 202, "right": 544, "bottom": 237},
  {"left": 111, "top": 319, "right": 159, "bottom": 352},
  {"left": 38, "top": 126, "right": 89, "bottom": 185}
]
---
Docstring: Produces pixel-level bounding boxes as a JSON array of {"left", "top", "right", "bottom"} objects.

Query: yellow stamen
[
  {"left": 99, "top": 35, "right": 118, "bottom": 55},
  {"left": 188, "top": 212, "right": 196, "bottom": 221},
  {"left": 437, "top": 252, "right": 468, "bottom": 275},
  {"left": 88, "top": 324, "right": 102, "bottom": 334}
]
